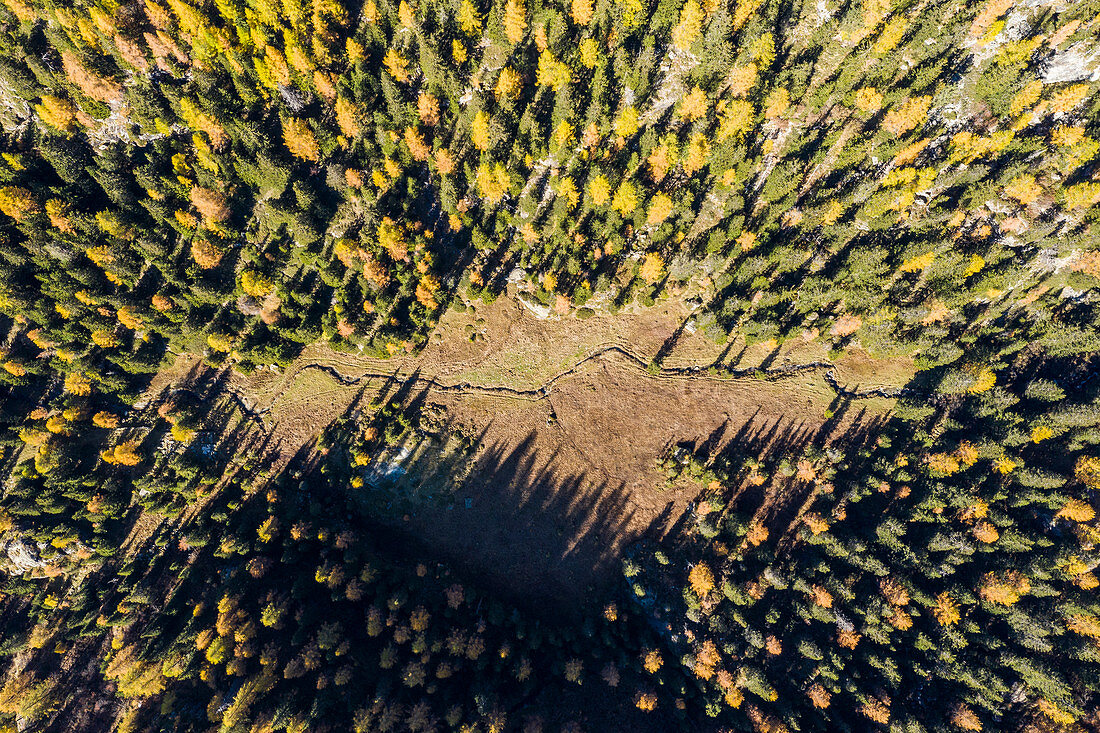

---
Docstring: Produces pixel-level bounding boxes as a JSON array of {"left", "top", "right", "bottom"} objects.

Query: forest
[{"left": 0, "top": 0, "right": 1097, "bottom": 729}]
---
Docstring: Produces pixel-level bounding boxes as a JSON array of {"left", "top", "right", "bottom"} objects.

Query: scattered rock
[{"left": 5, "top": 538, "right": 45, "bottom": 573}]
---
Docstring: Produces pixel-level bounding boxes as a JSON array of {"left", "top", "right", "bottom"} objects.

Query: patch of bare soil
[{"left": 395, "top": 352, "right": 885, "bottom": 617}]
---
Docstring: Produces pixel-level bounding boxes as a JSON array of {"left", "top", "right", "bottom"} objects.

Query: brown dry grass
[{"left": 147, "top": 294, "right": 912, "bottom": 614}]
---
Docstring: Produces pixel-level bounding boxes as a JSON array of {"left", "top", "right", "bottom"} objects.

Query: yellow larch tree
[
  {"left": 417, "top": 92, "right": 440, "bottom": 126},
  {"left": 283, "top": 117, "right": 320, "bottom": 161},
  {"left": 613, "top": 105, "right": 639, "bottom": 138},
  {"left": 0, "top": 186, "right": 38, "bottom": 221},
  {"left": 471, "top": 110, "right": 491, "bottom": 150},
  {"left": 64, "top": 372, "right": 92, "bottom": 396},
  {"left": 503, "top": 0, "right": 527, "bottom": 44},
  {"left": 190, "top": 239, "right": 225, "bottom": 269},
  {"left": 639, "top": 252, "right": 665, "bottom": 283},
  {"left": 36, "top": 95, "right": 77, "bottom": 132},
  {"left": 678, "top": 87, "right": 708, "bottom": 122},
  {"left": 883, "top": 96, "right": 931, "bottom": 135},
  {"left": 717, "top": 100, "right": 753, "bottom": 141},
  {"left": 764, "top": 87, "right": 789, "bottom": 120},
  {"left": 1057, "top": 498, "right": 1095, "bottom": 522},
  {"left": 475, "top": 163, "right": 510, "bottom": 204},
  {"left": 495, "top": 66, "right": 522, "bottom": 101},
  {"left": 671, "top": 0, "right": 703, "bottom": 51},
  {"left": 688, "top": 562, "right": 715, "bottom": 597},
  {"left": 1048, "top": 84, "right": 1090, "bottom": 115},
  {"left": 646, "top": 195, "right": 673, "bottom": 226},
  {"left": 571, "top": 0, "right": 593, "bottom": 24},
  {"left": 733, "top": 0, "right": 764, "bottom": 29},
  {"left": 682, "top": 133, "right": 710, "bottom": 175},
  {"left": 588, "top": 174, "right": 611, "bottom": 205},
  {"left": 1003, "top": 174, "right": 1041, "bottom": 206},
  {"left": 727, "top": 64, "right": 758, "bottom": 97},
  {"left": 458, "top": 0, "right": 481, "bottom": 35},
  {"left": 536, "top": 50, "right": 570, "bottom": 89},
  {"left": 853, "top": 87, "right": 883, "bottom": 113},
  {"left": 1075, "top": 456, "right": 1100, "bottom": 489},
  {"left": 872, "top": 17, "right": 906, "bottom": 54},
  {"left": 398, "top": 0, "right": 415, "bottom": 27},
  {"left": 383, "top": 48, "right": 409, "bottom": 82},
  {"left": 611, "top": 179, "right": 637, "bottom": 215},
  {"left": 579, "top": 37, "right": 599, "bottom": 67},
  {"left": 404, "top": 126, "right": 431, "bottom": 161},
  {"left": 335, "top": 97, "right": 360, "bottom": 137},
  {"left": 951, "top": 705, "right": 982, "bottom": 731}
]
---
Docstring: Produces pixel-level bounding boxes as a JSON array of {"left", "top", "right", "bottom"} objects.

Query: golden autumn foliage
[
  {"left": 727, "top": 64, "right": 758, "bottom": 97},
  {"left": 979, "top": 571, "right": 1030, "bottom": 606},
  {"left": 579, "top": 37, "right": 599, "bottom": 67},
  {"left": 678, "top": 87, "right": 708, "bottom": 122},
  {"left": 151, "top": 293, "right": 174, "bottom": 311},
  {"left": 503, "top": 0, "right": 527, "bottom": 43},
  {"left": 471, "top": 110, "right": 491, "bottom": 150},
  {"left": 837, "top": 626, "right": 861, "bottom": 649},
  {"left": 0, "top": 186, "right": 37, "bottom": 221},
  {"left": 64, "top": 372, "right": 92, "bottom": 396},
  {"left": 611, "top": 179, "right": 637, "bottom": 215},
  {"left": 91, "top": 329, "right": 119, "bottom": 348},
  {"left": 588, "top": 174, "right": 610, "bottom": 206},
  {"left": 61, "top": 50, "right": 121, "bottom": 102},
  {"left": 1057, "top": 498, "right": 1095, "bottom": 523},
  {"left": 494, "top": 66, "right": 522, "bottom": 101},
  {"left": 972, "top": 521, "right": 999, "bottom": 543},
  {"left": 860, "top": 698, "right": 890, "bottom": 724},
  {"left": 853, "top": 87, "right": 883, "bottom": 113},
  {"left": 283, "top": 118, "right": 320, "bottom": 162},
  {"left": 634, "top": 690, "right": 658, "bottom": 711},
  {"left": 475, "top": 163, "right": 510, "bottom": 204},
  {"left": 1067, "top": 613, "right": 1100, "bottom": 640},
  {"left": 415, "top": 273, "right": 440, "bottom": 310},
  {"left": 1003, "top": 174, "right": 1041, "bottom": 206},
  {"left": 646, "top": 195, "right": 673, "bottom": 226},
  {"left": 1036, "top": 698, "right": 1075, "bottom": 726},
  {"left": 1074, "top": 455, "right": 1100, "bottom": 489},
  {"left": 671, "top": 0, "right": 703, "bottom": 51},
  {"left": 883, "top": 96, "right": 930, "bottom": 135},
  {"left": 416, "top": 92, "right": 440, "bottom": 126},
  {"left": 536, "top": 50, "right": 570, "bottom": 89},
  {"left": 101, "top": 440, "right": 142, "bottom": 466},
  {"left": 933, "top": 592, "right": 961, "bottom": 626},
  {"left": 104, "top": 645, "right": 167, "bottom": 698},
  {"left": 1049, "top": 84, "right": 1090, "bottom": 116},
  {"left": 764, "top": 88, "right": 789, "bottom": 120},
  {"left": 36, "top": 95, "right": 77, "bottom": 132},
  {"left": 951, "top": 705, "right": 982, "bottom": 731},
  {"left": 93, "top": 411, "right": 119, "bottom": 428},
  {"left": 613, "top": 106, "right": 639, "bottom": 139},
  {"left": 189, "top": 186, "right": 229, "bottom": 223},
  {"left": 190, "top": 239, "right": 225, "bottom": 269},
  {"left": 404, "top": 126, "right": 431, "bottom": 161},
  {"left": 805, "top": 683, "right": 831, "bottom": 709},
  {"left": 639, "top": 252, "right": 665, "bottom": 284},
  {"left": 688, "top": 563, "right": 715, "bottom": 597},
  {"left": 682, "top": 133, "right": 710, "bottom": 175},
  {"left": 992, "top": 455, "right": 1016, "bottom": 475},
  {"left": 571, "top": 0, "right": 593, "bottom": 24},
  {"left": 377, "top": 217, "right": 409, "bottom": 262}
]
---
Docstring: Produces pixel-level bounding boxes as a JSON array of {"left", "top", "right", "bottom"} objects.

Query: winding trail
[{"left": 171, "top": 344, "right": 915, "bottom": 431}]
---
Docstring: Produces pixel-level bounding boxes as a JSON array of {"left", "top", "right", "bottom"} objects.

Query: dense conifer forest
[{"left": 0, "top": 0, "right": 1097, "bottom": 729}]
